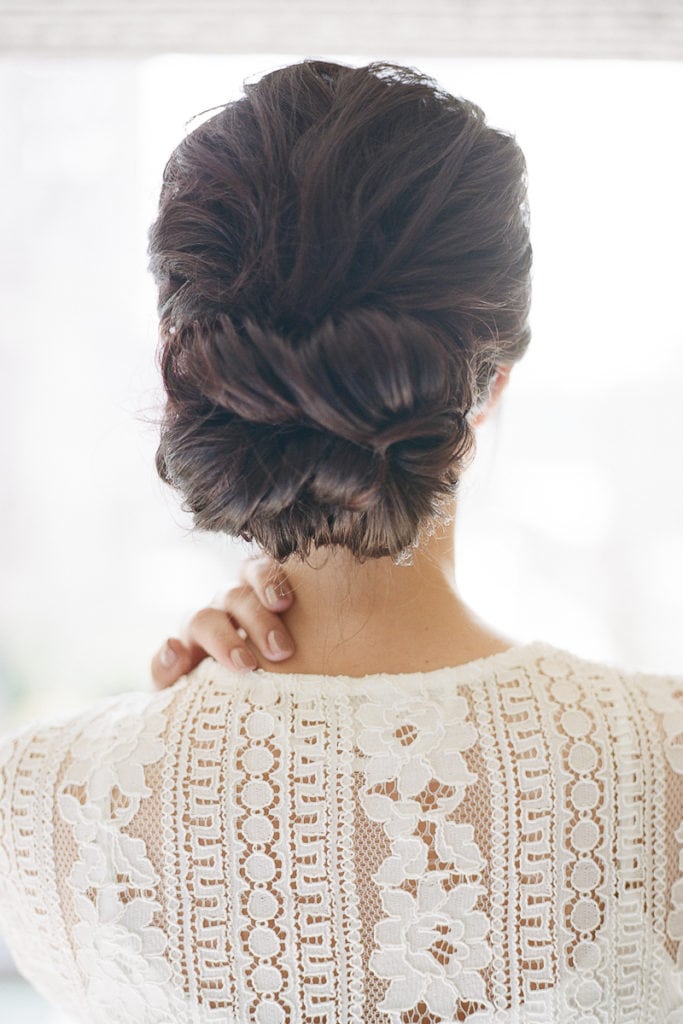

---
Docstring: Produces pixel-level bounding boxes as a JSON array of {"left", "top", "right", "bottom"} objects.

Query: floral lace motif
[
  {"left": 0, "top": 642, "right": 682, "bottom": 1023},
  {"left": 355, "top": 685, "right": 488, "bottom": 1018},
  {"left": 58, "top": 692, "right": 176, "bottom": 1023}
]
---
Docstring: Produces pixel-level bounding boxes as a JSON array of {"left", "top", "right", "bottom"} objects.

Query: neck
[{"left": 267, "top": 499, "right": 517, "bottom": 676}]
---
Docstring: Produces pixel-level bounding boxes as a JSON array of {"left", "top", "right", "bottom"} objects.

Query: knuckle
[
  {"left": 188, "top": 606, "right": 215, "bottom": 632},
  {"left": 226, "top": 583, "right": 260, "bottom": 610}
]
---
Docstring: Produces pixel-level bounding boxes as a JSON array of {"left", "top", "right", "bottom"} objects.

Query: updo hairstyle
[{"left": 147, "top": 59, "right": 532, "bottom": 562}]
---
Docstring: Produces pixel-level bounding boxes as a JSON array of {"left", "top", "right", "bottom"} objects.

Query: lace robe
[{"left": 0, "top": 640, "right": 682, "bottom": 1023}]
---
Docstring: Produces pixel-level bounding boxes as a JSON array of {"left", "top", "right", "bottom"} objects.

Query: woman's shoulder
[
  {"left": 0, "top": 683, "right": 175, "bottom": 780},
  {"left": 0, "top": 657, "right": 251, "bottom": 800},
  {"left": 0, "top": 677, "right": 204, "bottom": 872},
  {"left": 531, "top": 639, "right": 683, "bottom": 723},
  {"left": 525, "top": 639, "right": 683, "bottom": 696},
  {"left": 515, "top": 643, "right": 683, "bottom": 795}
]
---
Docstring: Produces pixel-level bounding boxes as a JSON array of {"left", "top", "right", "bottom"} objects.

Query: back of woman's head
[{"left": 148, "top": 58, "right": 532, "bottom": 562}]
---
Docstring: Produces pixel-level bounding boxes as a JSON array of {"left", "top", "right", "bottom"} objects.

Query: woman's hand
[{"left": 150, "top": 555, "right": 294, "bottom": 690}]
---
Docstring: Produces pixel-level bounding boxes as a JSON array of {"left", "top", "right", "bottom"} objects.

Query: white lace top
[{"left": 1, "top": 640, "right": 682, "bottom": 1024}]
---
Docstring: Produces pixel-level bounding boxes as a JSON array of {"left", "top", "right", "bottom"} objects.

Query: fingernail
[
  {"left": 265, "top": 585, "right": 279, "bottom": 606},
  {"left": 231, "top": 648, "right": 257, "bottom": 671},
  {"left": 160, "top": 643, "right": 177, "bottom": 668},
  {"left": 268, "top": 630, "right": 293, "bottom": 656}
]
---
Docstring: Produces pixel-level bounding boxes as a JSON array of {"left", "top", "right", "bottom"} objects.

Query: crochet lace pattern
[{"left": 0, "top": 640, "right": 682, "bottom": 1023}]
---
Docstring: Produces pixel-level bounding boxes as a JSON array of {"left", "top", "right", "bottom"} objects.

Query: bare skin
[{"left": 151, "top": 367, "right": 515, "bottom": 688}]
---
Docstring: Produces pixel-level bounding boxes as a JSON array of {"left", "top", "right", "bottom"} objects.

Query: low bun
[
  {"left": 156, "top": 308, "right": 474, "bottom": 559},
  {"left": 149, "top": 59, "right": 532, "bottom": 561}
]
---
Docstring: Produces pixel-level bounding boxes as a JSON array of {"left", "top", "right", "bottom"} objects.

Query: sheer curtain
[{"left": 0, "top": 51, "right": 682, "bottom": 1017}]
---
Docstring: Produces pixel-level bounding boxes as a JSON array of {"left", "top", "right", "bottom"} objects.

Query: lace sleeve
[
  {"left": 0, "top": 686, "right": 178, "bottom": 1023},
  {"left": 0, "top": 714, "right": 84, "bottom": 1017}
]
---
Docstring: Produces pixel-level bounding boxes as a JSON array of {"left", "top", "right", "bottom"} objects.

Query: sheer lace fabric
[{"left": 0, "top": 640, "right": 682, "bottom": 1023}]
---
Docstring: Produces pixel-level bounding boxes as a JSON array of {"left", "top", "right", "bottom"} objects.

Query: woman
[{"left": 1, "top": 58, "right": 681, "bottom": 1023}]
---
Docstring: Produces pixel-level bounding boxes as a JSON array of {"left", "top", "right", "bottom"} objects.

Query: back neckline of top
[{"left": 198, "top": 639, "right": 562, "bottom": 687}]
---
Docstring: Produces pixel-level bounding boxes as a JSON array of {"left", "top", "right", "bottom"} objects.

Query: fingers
[
  {"left": 151, "top": 636, "right": 203, "bottom": 691},
  {"left": 150, "top": 603, "right": 257, "bottom": 691},
  {"left": 210, "top": 584, "right": 295, "bottom": 664},
  {"left": 239, "top": 555, "right": 293, "bottom": 613},
  {"left": 150, "top": 555, "right": 296, "bottom": 691},
  {"left": 179, "top": 605, "right": 262, "bottom": 673}
]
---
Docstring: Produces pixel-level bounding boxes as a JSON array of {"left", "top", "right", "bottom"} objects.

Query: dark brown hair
[{"left": 148, "top": 59, "right": 532, "bottom": 561}]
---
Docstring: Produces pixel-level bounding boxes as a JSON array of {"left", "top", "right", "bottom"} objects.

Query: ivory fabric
[{"left": 0, "top": 640, "right": 682, "bottom": 1023}]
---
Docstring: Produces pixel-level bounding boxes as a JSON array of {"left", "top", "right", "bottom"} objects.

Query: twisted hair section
[
  {"left": 148, "top": 59, "right": 532, "bottom": 560},
  {"left": 156, "top": 309, "right": 479, "bottom": 558}
]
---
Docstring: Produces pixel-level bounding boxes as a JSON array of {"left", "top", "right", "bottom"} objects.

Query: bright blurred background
[{"left": 1, "top": 6, "right": 682, "bottom": 1017}]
